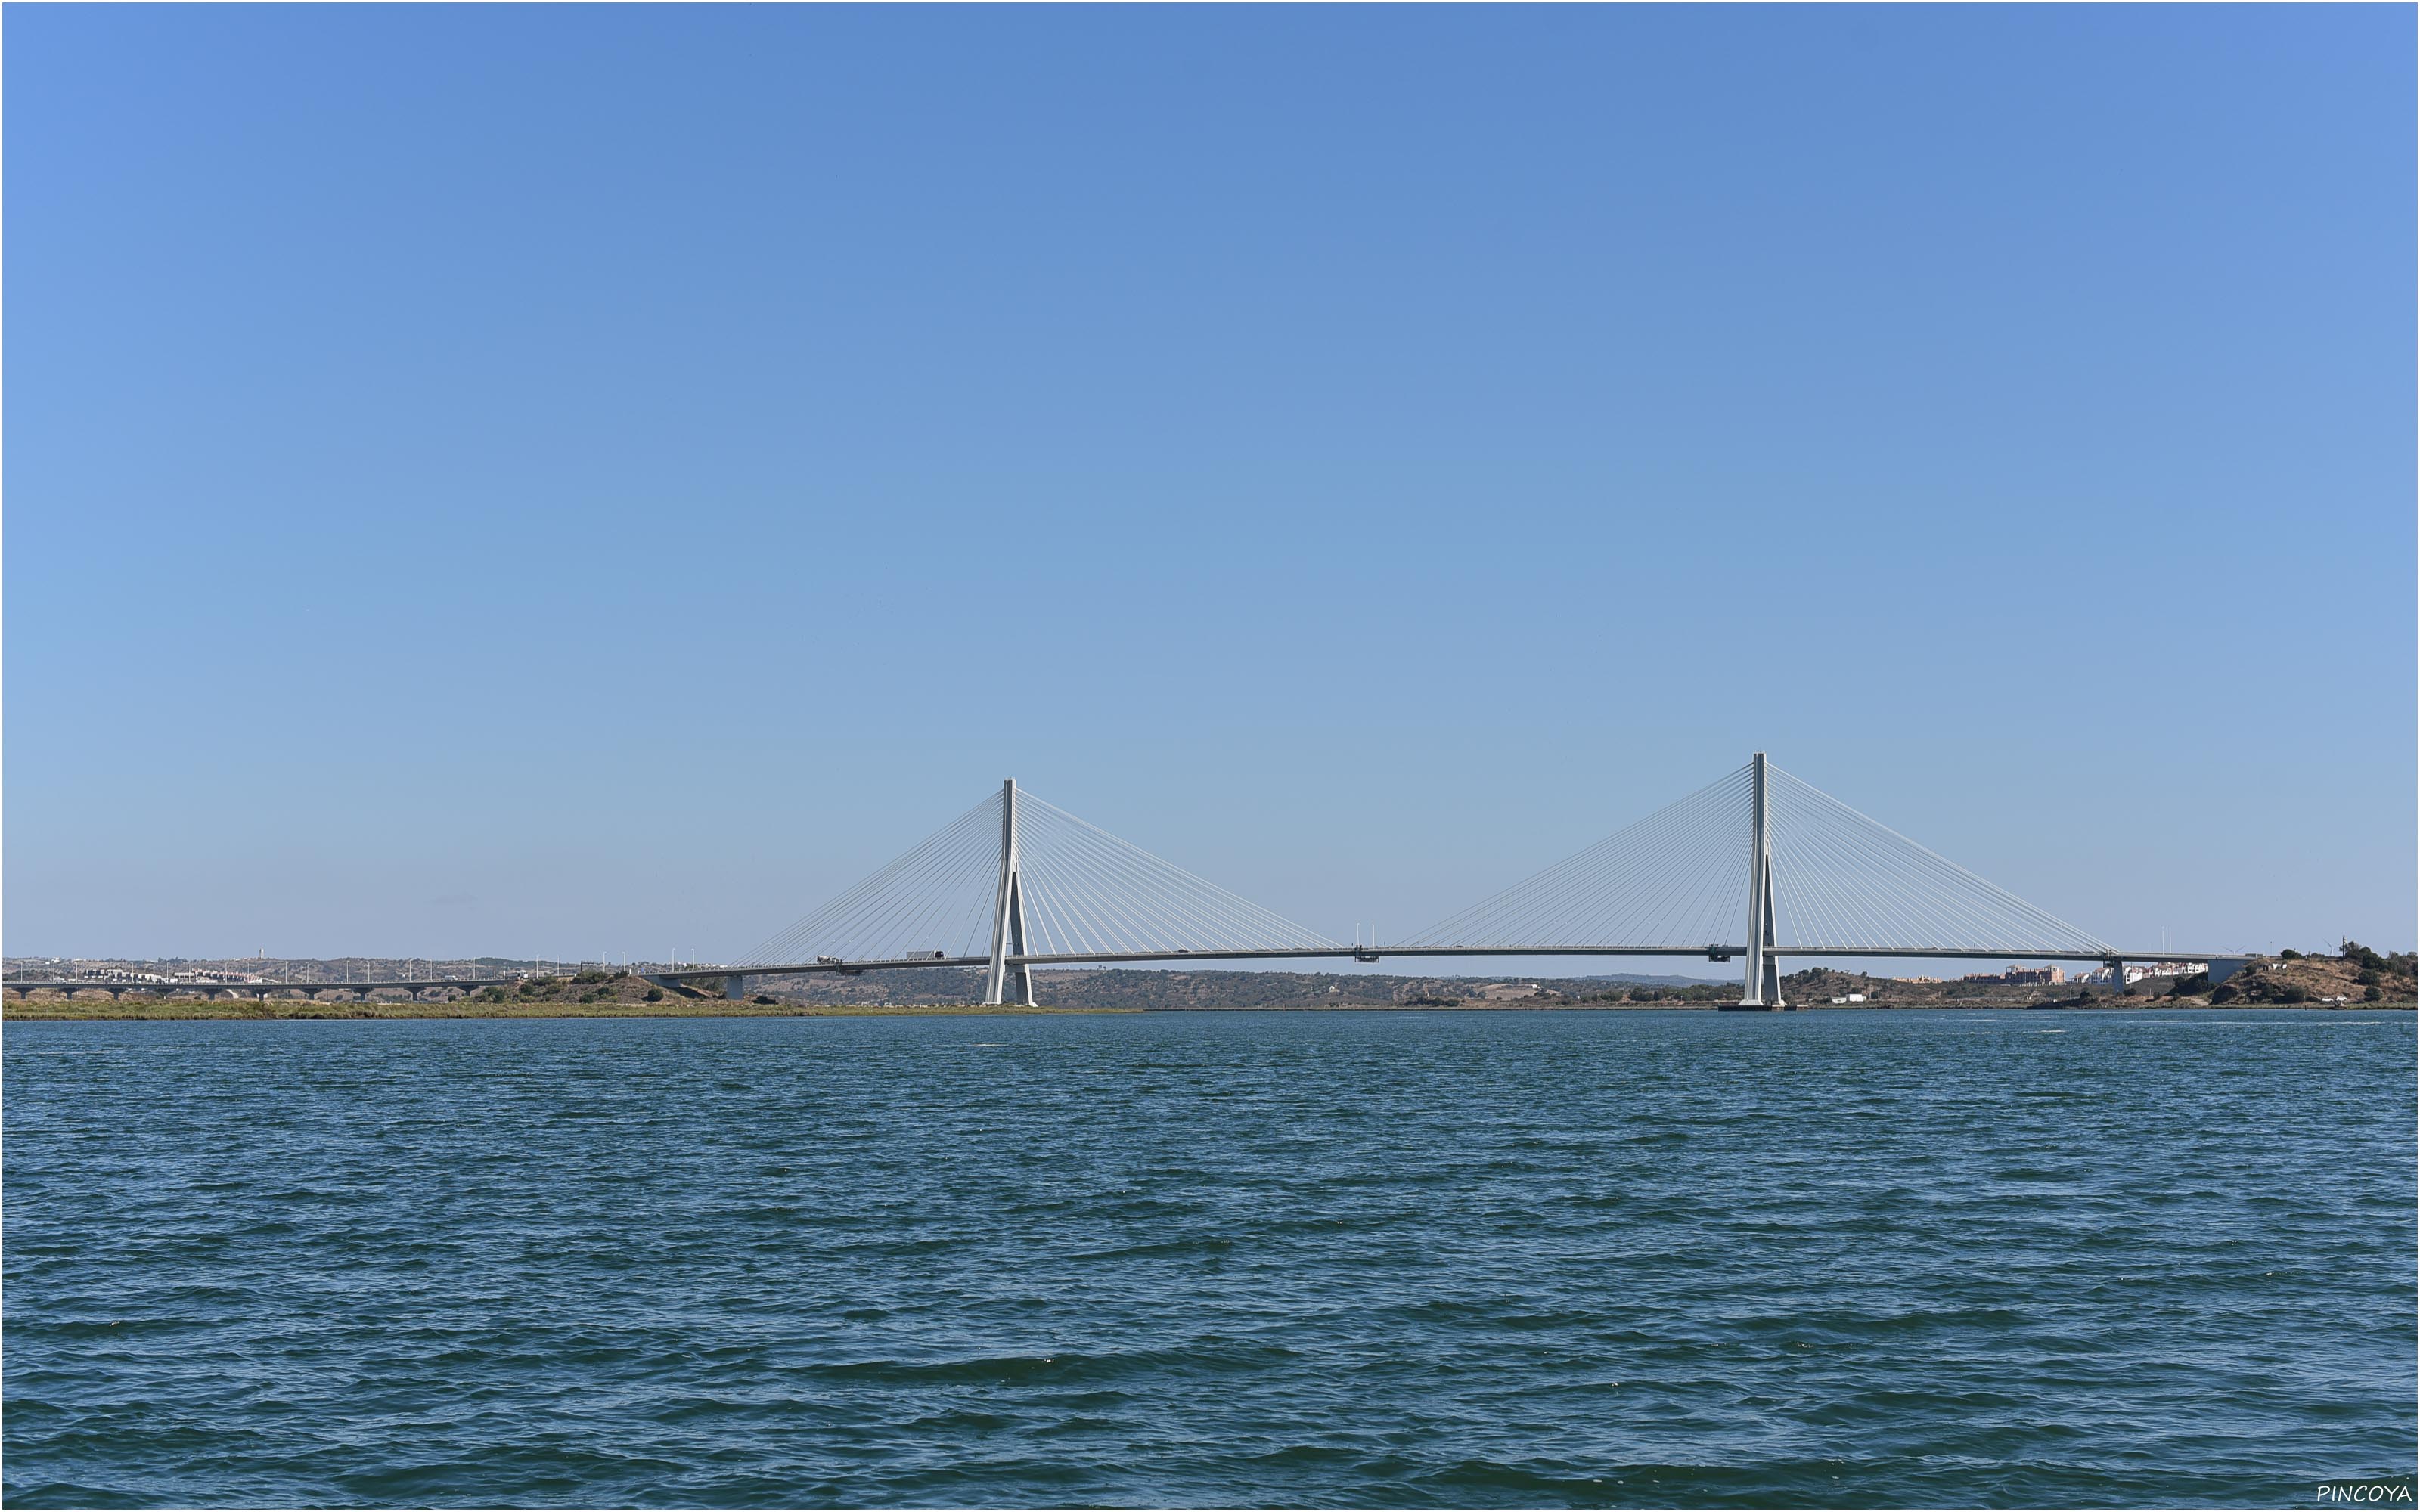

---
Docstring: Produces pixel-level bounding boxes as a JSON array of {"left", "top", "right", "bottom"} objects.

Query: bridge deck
[{"left": 650, "top": 943, "right": 2229, "bottom": 987}]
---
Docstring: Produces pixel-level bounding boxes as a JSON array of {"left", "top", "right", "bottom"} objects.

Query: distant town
[{"left": 1936, "top": 961, "right": 2209, "bottom": 987}]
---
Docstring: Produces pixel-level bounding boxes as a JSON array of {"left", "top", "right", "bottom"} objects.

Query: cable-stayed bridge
[{"left": 655, "top": 754, "right": 2219, "bottom": 1010}]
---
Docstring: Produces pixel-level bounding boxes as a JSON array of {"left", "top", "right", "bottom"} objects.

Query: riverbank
[
  {"left": 10, "top": 949, "right": 2412, "bottom": 1018},
  {"left": 1, "top": 996, "right": 1134, "bottom": 1021}
]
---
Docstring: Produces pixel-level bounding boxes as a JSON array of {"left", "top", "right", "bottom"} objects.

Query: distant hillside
[
  {"left": 3, "top": 955, "right": 584, "bottom": 985},
  {"left": 12, "top": 950, "right": 2410, "bottom": 1011},
  {"left": 2198, "top": 943, "right": 2415, "bottom": 1005},
  {"left": 747, "top": 966, "right": 1719, "bottom": 1010},
  {"left": 4, "top": 956, "right": 1719, "bottom": 1009}
]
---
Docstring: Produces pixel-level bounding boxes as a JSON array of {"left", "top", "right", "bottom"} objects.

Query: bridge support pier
[
  {"left": 982, "top": 778, "right": 1037, "bottom": 1007},
  {"left": 724, "top": 974, "right": 745, "bottom": 1001},
  {"left": 1739, "top": 751, "right": 1786, "bottom": 1009}
]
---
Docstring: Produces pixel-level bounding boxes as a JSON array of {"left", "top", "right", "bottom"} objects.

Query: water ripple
[{"left": 5, "top": 1009, "right": 2412, "bottom": 1506}]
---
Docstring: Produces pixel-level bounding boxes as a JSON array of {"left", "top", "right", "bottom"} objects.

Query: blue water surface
[{"left": 5, "top": 1009, "right": 2413, "bottom": 1507}]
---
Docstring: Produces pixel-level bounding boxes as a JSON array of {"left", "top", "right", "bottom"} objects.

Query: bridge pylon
[
  {"left": 982, "top": 778, "right": 1037, "bottom": 1006},
  {"left": 1740, "top": 751, "right": 1784, "bottom": 1008}
]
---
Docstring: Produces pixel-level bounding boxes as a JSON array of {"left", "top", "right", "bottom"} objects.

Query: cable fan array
[
  {"left": 1012, "top": 792, "right": 1336, "bottom": 957},
  {"left": 1763, "top": 763, "right": 2108, "bottom": 955},
  {"left": 1404, "top": 765, "right": 1757, "bottom": 950},
  {"left": 1404, "top": 760, "right": 2107, "bottom": 956},
  {"left": 741, "top": 792, "right": 1004, "bottom": 966},
  {"left": 743, "top": 761, "right": 2110, "bottom": 969},
  {"left": 741, "top": 787, "right": 1335, "bottom": 968}
]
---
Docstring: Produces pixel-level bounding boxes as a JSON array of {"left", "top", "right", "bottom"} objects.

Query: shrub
[
  {"left": 644, "top": 987, "right": 664, "bottom": 1002},
  {"left": 2172, "top": 972, "right": 2212, "bottom": 996},
  {"left": 2282, "top": 985, "right": 2310, "bottom": 1004},
  {"left": 2364, "top": 986, "right": 2384, "bottom": 1002},
  {"left": 2279, "top": 949, "right": 2303, "bottom": 961},
  {"left": 2341, "top": 940, "right": 2387, "bottom": 971}
]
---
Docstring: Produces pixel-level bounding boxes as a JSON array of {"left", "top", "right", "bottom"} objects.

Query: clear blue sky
[{"left": 8, "top": 5, "right": 2412, "bottom": 968}]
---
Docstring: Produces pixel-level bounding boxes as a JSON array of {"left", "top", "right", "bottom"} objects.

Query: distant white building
[
  {"left": 2128, "top": 962, "right": 2206, "bottom": 984},
  {"left": 2072, "top": 962, "right": 2207, "bottom": 987}
]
